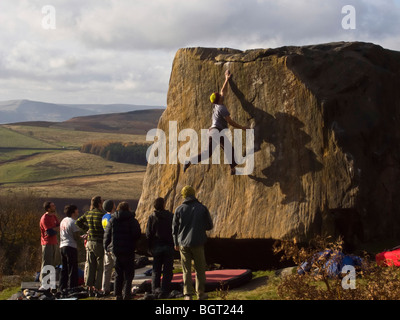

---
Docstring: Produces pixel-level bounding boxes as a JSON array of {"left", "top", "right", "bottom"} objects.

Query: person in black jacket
[
  {"left": 145, "top": 197, "right": 174, "bottom": 298},
  {"left": 103, "top": 201, "right": 141, "bottom": 300}
]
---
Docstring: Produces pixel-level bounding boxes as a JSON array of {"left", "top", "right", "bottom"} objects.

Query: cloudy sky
[{"left": 0, "top": 0, "right": 399, "bottom": 107}]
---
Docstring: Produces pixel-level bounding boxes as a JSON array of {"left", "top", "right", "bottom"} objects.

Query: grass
[
  {"left": 0, "top": 149, "right": 53, "bottom": 162},
  {"left": 217, "top": 270, "right": 281, "bottom": 300},
  {"left": 1, "top": 151, "right": 146, "bottom": 200},
  {"left": 5, "top": 170, "right": 146, "bottom": 200},
  {"left": 0, "top": 274, "right": 35, "bottom": 300},
  {"left": 3, "top": 125, "right": 147, "bottom": 149},
  {"left": 0, "top": 287, "right": 20, "bottom": 300},
  {"left": 0, "top": 150, "right": 145, "bottom": 184},
  {"left": 0, "top": 123, "right": 148, "bottom": 200},
  {"left": 0, "top": 269, "right": 282, "bottom": 301},
  {"left": 143, "top": 270, "right": 282, "bottom": 301},
  {"left": 0, "top": 126, "right": 58, "bottom": 148}
]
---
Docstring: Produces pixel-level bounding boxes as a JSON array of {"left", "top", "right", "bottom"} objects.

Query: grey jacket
[{"left": 172, "top": 196, "right": 213, "bottom": 247}]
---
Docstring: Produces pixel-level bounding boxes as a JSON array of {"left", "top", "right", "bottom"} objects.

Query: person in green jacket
[
  {"left": 172, "top": 186, "right": 213, "bottom": 300},
  {"left": 76, "top": 195, "right": 105, "bottom": 297}
]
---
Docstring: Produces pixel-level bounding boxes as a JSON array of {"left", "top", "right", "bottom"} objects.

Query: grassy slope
[
  {"left": 0, "top": 124, "right": 147, "bottom": 200},
  {"left": 0, "top": 149, "right": 52, "bottom": 162},
  {"left": 3, "top": 124, "right": 147, "bottom": 148},
  {"left": 0, "top": 150, "right": 145, "bottom": 184},
  {"left": 7, "top": 170, "right": 146, "bottom": 200},
  {"left": 0, "top": 126, "right": 58, "bottom": 148}
]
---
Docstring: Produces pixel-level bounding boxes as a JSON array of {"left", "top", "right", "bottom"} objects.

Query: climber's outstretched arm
[
  {"left": 220, "top": 70, "right": 231, "bottom": 98},
  {"left": 221, "top": 70, "right": 250, "bottom": 130}
]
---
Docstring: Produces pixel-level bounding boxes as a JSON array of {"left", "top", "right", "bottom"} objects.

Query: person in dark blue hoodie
[
  {"left": 146, "top": 197, "right": 174, "bottom": 298},
  {"left": 103, "top": 201, "right": 141, "bottom": 300}
]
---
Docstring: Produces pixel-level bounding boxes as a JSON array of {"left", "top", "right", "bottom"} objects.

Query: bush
[
  {"left": 0, "top": 191, "right": 42, "bottom": 275},
  {"left": 273, "top": 236, "right": 400, "bottom": 300},
  {"left": 80, "top": 141, "right": 150, "bottom": 165}
]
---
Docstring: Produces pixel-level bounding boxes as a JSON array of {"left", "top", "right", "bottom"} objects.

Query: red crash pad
[
  {"left": 143, "top": 269, "right": 252, "bottom": 292},
  {"left": 376, "top": 248, "right": 400, "bottom": 266}
]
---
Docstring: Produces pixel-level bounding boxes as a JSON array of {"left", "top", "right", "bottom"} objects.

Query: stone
[
  {"left": 275, "top": 267, "right": 297, "bottom": 278},
  {"left": 135, "top": 42, "right": 400, "bottom": 249}
]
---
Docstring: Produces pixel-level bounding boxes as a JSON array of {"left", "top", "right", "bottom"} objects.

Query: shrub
[
  {"left": 273, "top": 236, "right": 400, "bottom": 300},
  {"left": 0, "top": 191, "right": 42, "bottom": 275},
  {"left": 80, "top": 141, "right": 150, "bottom": 165}
]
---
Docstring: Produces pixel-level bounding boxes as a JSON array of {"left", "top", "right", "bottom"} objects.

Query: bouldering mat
[{"left": 140, "top": 269, "right": 252, "bottom": 293}]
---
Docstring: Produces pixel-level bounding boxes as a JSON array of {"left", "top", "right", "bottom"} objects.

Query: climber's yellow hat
[{"left": 210, "top": 92, "right": 220, "bottom": 104}]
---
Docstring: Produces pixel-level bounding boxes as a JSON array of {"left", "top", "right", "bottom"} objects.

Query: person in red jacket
[{"left": 39, "top": 201, "right": 60, "bottom": 282}]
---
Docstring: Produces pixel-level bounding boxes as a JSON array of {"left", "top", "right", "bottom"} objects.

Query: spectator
[
  {"left": 172, "top": 186, "right": 213, "bottom": 300},
  {"left": 101, "top": 200, "right": 116, "bottom": 295},
  {"left": 104, "top": 202, "right": 141, "bottom": 300},
  {"left": 76, "top": 196, "right": 105, "bottom": 296},
  {"left": 59, "top": 204, "right": 80, "bottom": 294},
  {"left": 146, "top": 197, "right": 174, "bottom": 298},
  {"left": 39, "top": 201, "right": 60, "bottom": 283}
]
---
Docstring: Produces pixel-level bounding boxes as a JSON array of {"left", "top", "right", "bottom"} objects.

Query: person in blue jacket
[{"left": 101, "top": 200, "right": 115, "bottom": 295}]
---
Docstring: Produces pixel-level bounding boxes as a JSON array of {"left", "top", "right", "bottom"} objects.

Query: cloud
[
  {"left": 0, "top": 0, "right": 399, "bottom": 106},
  {"left": 73, "top": 0, "right": 400, "bottom": 50}
]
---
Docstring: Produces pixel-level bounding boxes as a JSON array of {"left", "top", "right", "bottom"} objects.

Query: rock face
[{"left": 135, "top": 42, "right": 400, "bottom": 249}]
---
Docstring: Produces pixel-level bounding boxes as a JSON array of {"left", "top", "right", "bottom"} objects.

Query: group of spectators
[{"left": 39, "top": 185, "right": 213, "bottom": 300}]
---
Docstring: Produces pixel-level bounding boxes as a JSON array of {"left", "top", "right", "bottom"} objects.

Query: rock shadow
[{"left": 230, "top": 79, "right": 323, "bottom": 204}]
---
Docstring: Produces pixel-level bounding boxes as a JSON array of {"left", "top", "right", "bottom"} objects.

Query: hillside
[
  {"left": 0, "top": 126, "right": 146, "bottom": 200},
  {"left": 7, "top": 108, "right": 164, "bottom": 135},
  {"left": 0, "top": 107, "right": 164, "bottom": 200},
  {"left": 55, "top": 108, "right": 164, "bottom": 134},
  {"left": 0, "top": 99, "right": 164, "bottom": 124},
  {"left": 0, "top": 126, "right": 58, "bottom": 149}
]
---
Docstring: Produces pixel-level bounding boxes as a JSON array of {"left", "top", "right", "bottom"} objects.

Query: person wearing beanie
[
  {"left": 183, "top": 70, "right": 249, "bottom": 175},
  {"left": 101, "top": 200, "right": 116, "bottom": 295},
  {"left": 172, "top": 186, "right": 213, "bottom": 300},
  {"left": 180, "top": 185, "right": 195, "bottom": 199}
]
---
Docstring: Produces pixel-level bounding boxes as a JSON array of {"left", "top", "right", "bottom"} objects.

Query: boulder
[{"left": 135, "top": 42, "right": 400, "bottom": 248}]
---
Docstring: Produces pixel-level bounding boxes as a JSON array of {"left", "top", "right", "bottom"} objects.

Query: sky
[{"left": 0, "top": 0, "right": 399, "bottom": 107}]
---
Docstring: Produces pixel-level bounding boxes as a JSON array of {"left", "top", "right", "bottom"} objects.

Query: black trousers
[
  {"left": 151, "top": 245, "right": 174, "bottom": 294},
  {"left": 195, "top": 128, "right": 237, "bottom": 169},
  {"left": 59, "top": 246, "right": 78, "bottom": 291},
  {"left": 114, "top": 254, "right": 135, "bottom": 299}
]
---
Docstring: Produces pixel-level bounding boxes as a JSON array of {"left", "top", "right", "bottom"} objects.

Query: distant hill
[
  {"left": 55, "top": 109, "right": 164, "bottom": 134},
  {"left": 0, "top": 99, "right": 164, "bottom": 124},
  {"left": 7, "top": 108, "right": 165, "bottom": 135}
]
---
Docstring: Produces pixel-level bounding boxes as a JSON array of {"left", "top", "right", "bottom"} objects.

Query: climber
[{"left": 183, "top": 70, "right": 249, "bottom": 175}]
